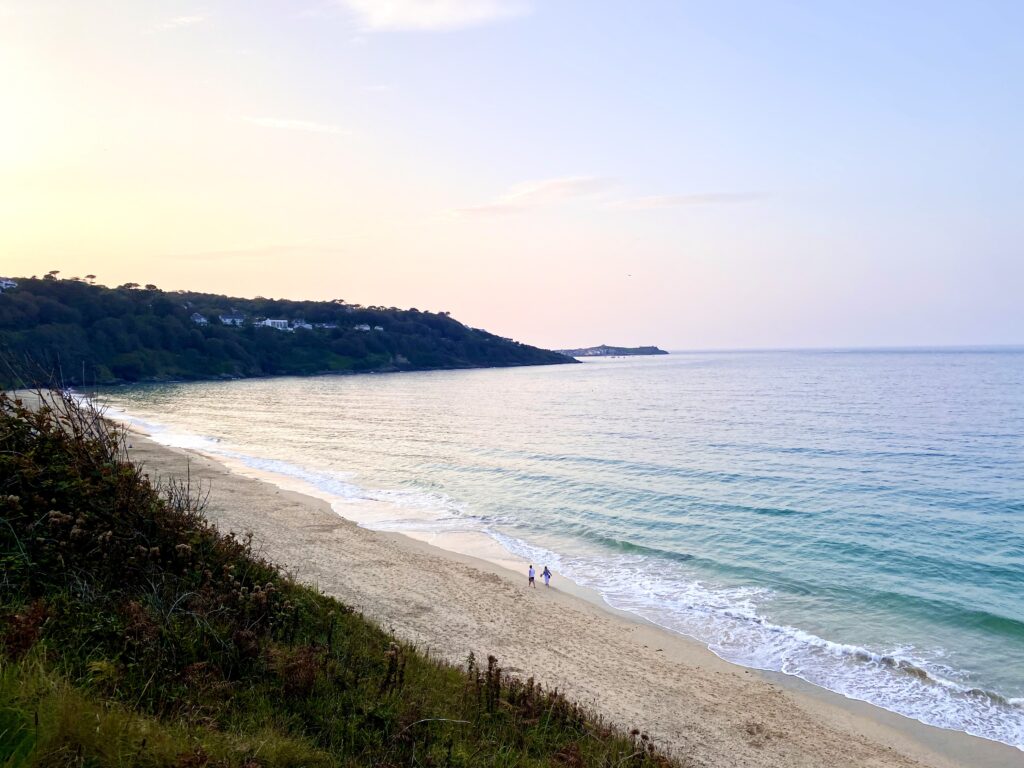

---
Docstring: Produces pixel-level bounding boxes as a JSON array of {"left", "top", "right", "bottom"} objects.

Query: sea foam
[
  {"left": 90, "top": 349, "right": 1024, "bottom": 751},
  {"left": 113, "top": 406, "right": 1024, "bottom": 749}
]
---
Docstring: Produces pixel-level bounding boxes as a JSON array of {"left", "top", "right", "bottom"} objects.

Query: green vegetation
[
  {"left": 0, "top": 279, "right": 569, "bottom": 388},
  {"left": 0, "top": 391, "right": 673, "bottom": 767}
]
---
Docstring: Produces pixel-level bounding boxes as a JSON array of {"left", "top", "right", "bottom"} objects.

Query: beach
[{"left": 125, "top": 429, "right": 1021, "bottom": 768}]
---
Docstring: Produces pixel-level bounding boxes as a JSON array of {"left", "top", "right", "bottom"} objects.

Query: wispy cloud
[
  {"left": 337, "top": 0, "right": 529, "bottom": 31},
  {"left": 244, "top": 117, "right": 347, "bottom": 135},
  {"left": 606, "top": 193, "right": 762, "bottom": 210},
  {"left": 162, "top": 245, "right": 349, "bottom": 261},
  {"left": 158, "top": 14, "right": 208, "bottom": 30},
  {"left": 457, "top": 176, "right": 613, "bottom": 216},
  {"left": 457, "top": 178, "right": 761, "bottom": 217}
]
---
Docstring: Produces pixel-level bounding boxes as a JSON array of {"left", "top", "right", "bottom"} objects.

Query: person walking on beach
[
  {"left": 528, "top": 564, "right": 536, "bottom": 588},
  {"left": 542, "top": 566, "right": 552, "bottom": 587}
]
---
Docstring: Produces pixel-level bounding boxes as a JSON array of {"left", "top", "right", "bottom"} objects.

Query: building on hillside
[
  {"left": 0, "top": 278, "right": 18, "bottom": 291},
  {"left": 190, "top": 312, "right": 209, "bottom": 325},
  {"left": 314, "top": 322, "right": 338, "bottom": 329},
  {"left": 373, "top": 325, "right": 384, "bottom": 331},
  {"left": 219, "top": 311, "right": 245, "bottom": 326},
  {"left": 290, "top": 319, "right": 313, "bottom": 330},
  {"left": 353, "top": 323, "right": 371, "bottom": 332},
  {"left": 257, "top": 318, "right": 290, "bottom": 330}
]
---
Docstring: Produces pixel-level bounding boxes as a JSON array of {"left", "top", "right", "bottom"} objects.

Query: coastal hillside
[
  {"left": 0, "top": 390, "right": 671, "bottom": 767},
  {"left": 0, "top": 278, "right": 569, "bottom": 388}
]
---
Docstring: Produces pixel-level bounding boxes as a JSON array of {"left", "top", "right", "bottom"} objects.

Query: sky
[{"left": 1, "top": 0, "right": 1022, "bottom": 350}]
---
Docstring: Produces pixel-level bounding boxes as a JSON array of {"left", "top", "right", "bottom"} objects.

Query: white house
[
  {"left": 290, "top": 319, "right": 313, "bottom": 330},
  {"left": 219, "top": 311, "right": 245, "bottom": 326},
  {"left": 314, "top": 322, "right": 338, "bottom": 329},
  {"left": 0, "top": 278, "right": 18, "bottom": 292},
  {"left": 190, "top": 312, "right": 209, "bottom": 326},
  {"left": 353, "top": 323, "right": 371, "bottom": 332},
  {"left": 258, "top": 318, "right": 290, "bottom": 330},
  {"left": 373, "top": 325, "right": 384, "bottom": 332}
]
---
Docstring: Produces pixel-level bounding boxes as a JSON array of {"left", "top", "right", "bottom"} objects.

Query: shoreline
[
  {"left": 67, "top": 355, "right": 578, "bottom": 391},
  {"left": 123, "top": 428, "right": 1021, "bottom": 768}
]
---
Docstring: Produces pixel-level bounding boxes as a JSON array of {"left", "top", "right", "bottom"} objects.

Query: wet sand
[{"left": 127, "top": 431, "right": 1021, "bottom": 768}]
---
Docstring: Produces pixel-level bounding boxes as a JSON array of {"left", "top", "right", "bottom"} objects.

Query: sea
[{"left": 93, "top": 348, "right": 1024, "bottom": 750}]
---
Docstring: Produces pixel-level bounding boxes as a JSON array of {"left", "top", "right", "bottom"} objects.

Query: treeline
[{"left": 0, "top": 278, "right": 569, "bottom": 387}]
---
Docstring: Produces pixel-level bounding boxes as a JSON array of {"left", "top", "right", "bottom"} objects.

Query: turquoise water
[{"left": 96, "top": 349, "right": 1024, "bottom": 749}]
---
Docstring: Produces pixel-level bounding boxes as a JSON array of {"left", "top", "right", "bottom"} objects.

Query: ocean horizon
[{"left": 94, "top": 348, "right": 1024, "bottom": 751}]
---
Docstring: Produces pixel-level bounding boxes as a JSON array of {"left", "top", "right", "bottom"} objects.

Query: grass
[{"left": 0, "top": 390, "right": 676, "bottom": 767}]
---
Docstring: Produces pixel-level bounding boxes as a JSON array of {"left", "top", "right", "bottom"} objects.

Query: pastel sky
[{"left": 2, "top": 0, "right": 1022, "bottom": 349}]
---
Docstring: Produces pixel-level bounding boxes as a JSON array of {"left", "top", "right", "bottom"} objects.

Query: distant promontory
[{"left": 556, "top": 345, "right": 669, "bottom": 358}]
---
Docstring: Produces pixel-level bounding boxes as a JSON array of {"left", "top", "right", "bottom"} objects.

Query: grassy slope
[{"left": 0, "top": 392, "right": 674, "bottom": 768}]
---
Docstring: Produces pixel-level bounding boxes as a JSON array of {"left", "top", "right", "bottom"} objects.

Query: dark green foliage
[
  {"left": 0, "top": 280, "right": 570, "bottom": 388},
  {"left": 0, "top": 392, "right": 673, "bottom": 767}
]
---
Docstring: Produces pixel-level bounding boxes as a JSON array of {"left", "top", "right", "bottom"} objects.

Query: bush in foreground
[{"left": 0, "top": 390, "right": 674, "bottom": 767}]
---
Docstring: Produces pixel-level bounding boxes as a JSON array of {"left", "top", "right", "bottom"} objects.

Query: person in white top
[
  {"left": 528, "top": 564, "right": 536, "bottom": 588},
  {"left": 542, "top": 566, "right": 552, "bottom": 587}
]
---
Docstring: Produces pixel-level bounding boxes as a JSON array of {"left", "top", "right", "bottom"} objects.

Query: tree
[
  {"left": 44, "top": 270, "right": 60, "bottom": 281},
  {"left": 85, "top": 274, "right": 97, "bottom": 284},
  {"left": 144, "top": 284, "right": 159, "bottom": 291},
  {"left": 119, "top": 282, "right": 140, "bottom": 290}
]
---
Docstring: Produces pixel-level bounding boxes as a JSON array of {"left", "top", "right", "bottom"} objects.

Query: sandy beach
[{"left": 126, "top": 431, "right": 1021, "bottom": 768}]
